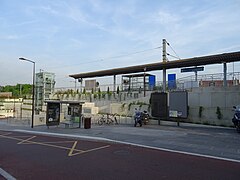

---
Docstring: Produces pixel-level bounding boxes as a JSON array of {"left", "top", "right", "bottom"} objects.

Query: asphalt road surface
[{"left": 0, "top": 130, "right": 240, "bottom": 180}]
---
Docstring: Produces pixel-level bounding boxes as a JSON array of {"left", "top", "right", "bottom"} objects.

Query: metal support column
[
  {"left": 113, "top": 75, "right": 116, "bottom": 92},
  {"left": 78, "top": 78, "right": 83, "bottom": 93},
  {"left": 194, "top": 66, "right": 198, "bottom": 81},
  {"left": 74, "top": 79, "right": 77, "bottom": 91},
  {"left": 223, "top": 62, "right": 227, "bottom": 87},
  {"left": 143, "top": 67, "right": 146, "bottom": 97}
]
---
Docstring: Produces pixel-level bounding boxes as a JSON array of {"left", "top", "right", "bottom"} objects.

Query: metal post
[
  {"left": 113, "top": 75, "right": 116, "bottom": 92},
  {"left": 195, "top": 66, "right": 198, "bottom": 81},
  {"left": 162, "top": 39, "right": 167, "bottom": 92},
  {"left": 232, "top": 62, "right": 235, "bottom": 85},
  {"left": 121, "top": 76, "right": 123, "bottom": 91},
  {"left": 74, "top": 79, "right": 77, "bottom": 91},
  {"left": 19, "top": 57, "right": 35, "bottom": 128},
  {"left": 78, "top": 78, "right": 83, "bottom": 93},
  {"left": 143, "top": 67, "right": 146, "bottom": 97},
  {"left": 81, "top": 80, "right": 83, "bottom": 93},
  {"left": 20, "top": 84, "right": 22, "bottom": 97},
  {"left": 13, "top": 98, "right": 15, "bottom": 118},
  {"left": 32, "top": 62, "right": 35, "bottom": 128},
  {"left": 223, "top": 62, "right": 227, "bottom": 87},
  {"left": 128, "top": 77, "right": 131, "bottom": 92}
]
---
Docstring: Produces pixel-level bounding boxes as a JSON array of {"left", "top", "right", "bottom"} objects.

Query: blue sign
[
  {"left": 168, "top": 74, "right": 176, "bottom": 89},
  {"left": 148, "top": 75, "right": 156, "bottom": 90}
]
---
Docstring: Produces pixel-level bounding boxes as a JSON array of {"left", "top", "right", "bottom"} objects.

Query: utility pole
[{"left": 162, "top": 39, "right": 167, "bottom": 92}]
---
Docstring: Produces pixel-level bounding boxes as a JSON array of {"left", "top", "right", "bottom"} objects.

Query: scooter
[
  {"left": 232, "top": 105, "right": 240, "bottom": 133},
  {"left": 134, "top": 111, "right": 142, "bottom": 127},
  {"left": 142, "top": 110, "right": 150, "bottom": 125}
]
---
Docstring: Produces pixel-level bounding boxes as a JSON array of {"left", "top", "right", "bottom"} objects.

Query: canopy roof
[{"left": 69, "top": 51, "right": 240, "bottom": 79}]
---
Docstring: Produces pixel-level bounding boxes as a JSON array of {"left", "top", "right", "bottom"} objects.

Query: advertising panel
[{"left": 46, "top": 102, "right": 60, "bottom": 126}]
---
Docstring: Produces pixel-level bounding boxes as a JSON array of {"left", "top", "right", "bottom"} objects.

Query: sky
[{"left": 0, "top": 0, "right": 240, "bottom": 88}]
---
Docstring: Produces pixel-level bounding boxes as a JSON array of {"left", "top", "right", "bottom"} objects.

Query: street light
[{"left": 19, "top": 57, "right": 35, "bottom": 128}]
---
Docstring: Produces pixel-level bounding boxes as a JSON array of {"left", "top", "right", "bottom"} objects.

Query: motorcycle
[
  {"left": 134, "top": 111, "right": 142, "bottom": 127},
  {"left": 232, "top": 105, "right": 240, "bottom": 133},
  {"left": 142, "top": 110, "right": 150, "bottom": 125}
]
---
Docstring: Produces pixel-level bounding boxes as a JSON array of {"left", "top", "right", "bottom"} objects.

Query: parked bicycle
[{"left": 97, "top": 113, "right": 119, "bottom": 125}]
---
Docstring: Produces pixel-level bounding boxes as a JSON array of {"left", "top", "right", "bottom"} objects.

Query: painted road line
[
  {"left": 68, "top": 141, "right": 78, "bottom": 156},
  {"left": 0, "top": 132, "right": 84, "bottom": 154},
  {"left": 80, "top": 145, "right": 110, "bottom": 154},
  {"left": 1, "top": 131, "right": 110, "bottom": 157},
  {"left": 40, "top": 140, "right": 77, "bottom": 144},
  {"left": 14, "top": 129, "right": 240, "bottom": 163},
  {"left": 0, "top": 167, "right": 16, "bottom": 180},
  {"left": 17, "top": 136, "right": 36, "bottom": 144},
  {"left": 69, "top": 145, "right": 110, "bottom": 156},
  {"left": 0, "top": 133, "right": 85, "bottom": 154},
  {"left": 0, "top": 132, "right": 12, "bottom": 136}
]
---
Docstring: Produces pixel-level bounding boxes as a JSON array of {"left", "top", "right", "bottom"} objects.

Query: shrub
[{"left": 216, "top": 106, "right": 223, "bottom": 120}]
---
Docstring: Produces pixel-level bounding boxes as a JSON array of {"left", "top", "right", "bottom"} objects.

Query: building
[{"left": 35, "top": 71, "right": 55, "bottom": 112}]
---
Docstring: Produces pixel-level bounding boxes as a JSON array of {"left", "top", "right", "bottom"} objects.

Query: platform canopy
[{"left": 69, "top": 51, "right": 240, "bottom": 79}]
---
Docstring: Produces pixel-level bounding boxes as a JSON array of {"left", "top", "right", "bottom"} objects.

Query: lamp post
[{"left": 19, "top": 57, "right": 35, "bottom": 128}]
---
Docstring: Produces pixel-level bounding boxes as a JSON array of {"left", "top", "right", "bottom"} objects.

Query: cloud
[
  {"left": 0, "top": 35, "right": 21, "bottom": 40},
  {"left": 9, "top": 20, "right": 39, "bottom": 28},
  {"left": 1, "top": 0, "right": 240, "bottom": 87},
  {"left": 146, "top": 10, "right": 180, "bottom": 25}
]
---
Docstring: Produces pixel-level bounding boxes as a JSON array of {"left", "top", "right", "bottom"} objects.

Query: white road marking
[{"left": 0, "top": 167, "right": 16, "bottom": 180}]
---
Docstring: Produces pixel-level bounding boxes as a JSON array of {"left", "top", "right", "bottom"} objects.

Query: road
[{"left": 0, "top": 130, "right": 240, "bottom": 180}]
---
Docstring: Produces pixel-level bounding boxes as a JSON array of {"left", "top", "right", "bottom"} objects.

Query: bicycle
[{"left": 97, "top": 113, "right": 118, "bottom": 125}]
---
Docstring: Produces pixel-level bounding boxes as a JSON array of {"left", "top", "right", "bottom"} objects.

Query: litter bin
[{"left": 84, "top": 117, "right": 91, "bottom": 129}]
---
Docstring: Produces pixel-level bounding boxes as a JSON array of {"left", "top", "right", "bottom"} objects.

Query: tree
[{"left": 0, "top": 84, "right": 32, "bottom": 97}]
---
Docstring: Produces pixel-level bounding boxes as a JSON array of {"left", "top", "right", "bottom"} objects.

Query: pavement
[{"left": 1, "top": 119, "right": 240, "bottom": 162}]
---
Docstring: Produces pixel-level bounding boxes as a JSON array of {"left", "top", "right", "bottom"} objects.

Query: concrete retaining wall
[
  {"left": 187, "top": 86, "right": 240, "bottom": 126},
  {"left": 46, "top": 86, "right": 240, "bottom": 127}
]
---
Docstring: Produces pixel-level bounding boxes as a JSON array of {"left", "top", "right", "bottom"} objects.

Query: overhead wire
[
  {"left": 47, "top": 46, "right": 162, "bottom": 70},
  {"left": 46, "top": 46, "right": 163, "bottom": 82},
  {"left": 166, "top": 40, "right": 181, "bottom": 60},
  {"left": 167, "top": 53, "right": 181, "bottom": 60}
]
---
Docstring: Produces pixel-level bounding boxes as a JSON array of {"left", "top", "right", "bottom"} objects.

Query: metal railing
[{"left": 54, "top": 72, "right": 240, "bottom": 95}]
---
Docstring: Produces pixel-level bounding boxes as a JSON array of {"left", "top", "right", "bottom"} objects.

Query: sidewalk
[{"left": 1, "top": 119, "right": 240, "bottom": 162}]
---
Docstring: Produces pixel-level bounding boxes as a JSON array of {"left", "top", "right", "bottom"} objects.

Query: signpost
[
  {"left": 181, "top": 66, "right": 204, "bottom": 81},
  {"left": 181, "top": 66, "right": 204, "bottom": 73}
]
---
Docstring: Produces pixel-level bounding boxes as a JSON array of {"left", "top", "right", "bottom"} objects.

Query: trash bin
[{"left": 84, "top": 117, "right": 91, "bottom": 129}]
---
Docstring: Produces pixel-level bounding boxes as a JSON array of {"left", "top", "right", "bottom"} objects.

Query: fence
[{"left": 55, "top": 72, "right": 240, "bottom": 94}]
